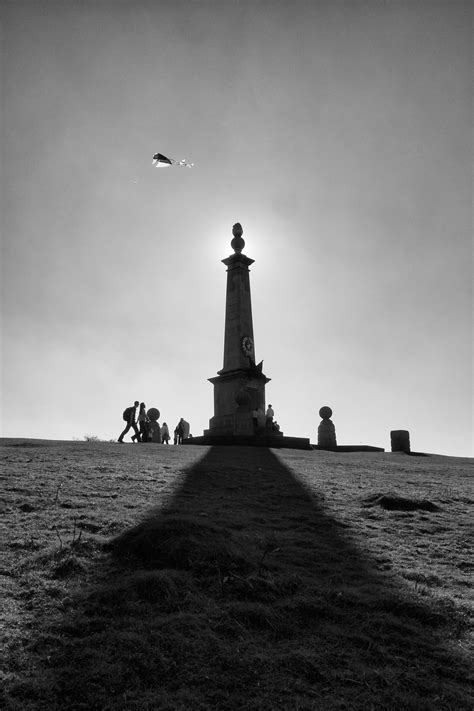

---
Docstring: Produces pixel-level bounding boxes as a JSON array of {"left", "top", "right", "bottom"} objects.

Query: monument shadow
[{"left": 7, "top": 446, "right": 472, "bottom": 710}]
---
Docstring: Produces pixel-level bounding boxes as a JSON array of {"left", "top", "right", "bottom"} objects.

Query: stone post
[{"left": 390, "top": 430, "right": 410, "bottom": 453}]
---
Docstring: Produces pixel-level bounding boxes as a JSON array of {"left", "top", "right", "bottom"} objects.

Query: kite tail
[{"left": 152, "top": 153, "right": 194, "bottom": 168}]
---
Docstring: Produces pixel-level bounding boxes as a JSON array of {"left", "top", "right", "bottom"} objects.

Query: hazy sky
[{"left": 1, "top": 0, "right": 472, "bottom": 456}]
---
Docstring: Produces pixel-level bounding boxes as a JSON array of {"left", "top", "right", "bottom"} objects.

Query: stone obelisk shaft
[{"left": 220, "top": 252, "right": 255, "bottom": 373}]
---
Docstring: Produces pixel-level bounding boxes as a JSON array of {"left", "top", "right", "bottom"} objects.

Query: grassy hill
[{"left": 1, "top": 439, "right": 473, "bottom": 710}]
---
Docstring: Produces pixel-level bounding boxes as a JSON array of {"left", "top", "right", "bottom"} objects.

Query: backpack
[{"left": 123, "top": 407, "right": 133, "bottom": 422}]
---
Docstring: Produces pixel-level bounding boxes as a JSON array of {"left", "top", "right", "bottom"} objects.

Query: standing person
[
  {"left": 174, "top": 419, "right": 184, "bottom": 444},
  {"left": 137, "top": 403, "right": 149, "bottom": 442},
  {"left": 161, "top": 422, "right": 170, "bottom": 444},
  {"left": 118, "top": 401, "right": 140, "bottom": 443},
  {"left": 265, "top": 404, "right": 274, "bottom": 429}
]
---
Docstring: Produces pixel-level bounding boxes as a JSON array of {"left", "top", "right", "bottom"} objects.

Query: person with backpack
[{"left": 118, "top": 401, "right": 140, "bottom": 443}]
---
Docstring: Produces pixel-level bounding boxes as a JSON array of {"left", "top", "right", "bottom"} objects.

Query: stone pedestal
[
  {"left": 391, "top": 430, "right": 410, "bottom": 453},
  {"left": 205, "top": 368, "right": 269, "bottom": 436}
]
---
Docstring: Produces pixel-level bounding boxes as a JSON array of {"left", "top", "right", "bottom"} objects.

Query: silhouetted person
[
  {"left": 174, "top": 420, "right": 184, "bottom": 445},
  {"left": 161, "top": 422, "right": 170, "bottom": 444},
  {"left": 266, "top": 404, "right": 274, "bottom": 429},
  {"left": 118, "top": 401, "right": 140, "bottom": 443},
  {"left": 174, "top": 418, "right": 190, "bottom": 444},
  {"left": 137, "top": 403, "right": 150, "bottom": 443}
]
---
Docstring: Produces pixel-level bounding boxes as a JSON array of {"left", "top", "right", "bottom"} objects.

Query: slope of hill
[{"left": 1, "top": 439, "right": 473, "bottom": 709}]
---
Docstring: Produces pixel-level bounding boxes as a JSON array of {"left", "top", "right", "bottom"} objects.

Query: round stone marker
[
  {"left": 318, "top": 405, "right": 337, "bottom": 448},
  {"left": 147, "top": 408, "right": 160, "bottom": 422},
  {"left": 319, "top": 406, "right": 333, "bottom": 420}
]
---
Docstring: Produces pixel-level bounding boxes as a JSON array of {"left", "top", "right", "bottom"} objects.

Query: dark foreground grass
[{"left": 1, "top": 440, "right": 473, "bottom": 710}]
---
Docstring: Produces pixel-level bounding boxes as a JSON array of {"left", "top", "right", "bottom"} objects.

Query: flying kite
[{"left": 152, "top": 152, "right": 194, "bottom": 168}]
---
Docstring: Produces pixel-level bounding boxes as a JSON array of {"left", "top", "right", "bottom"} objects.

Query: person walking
[
  {"left": 161, "top": 422, "right": 170, "bottom": 444},
  {"left": 118, "top": 401, "right": 140, "bottom": 443},
  {"left": 137, "top": 403, "right": 150, "bottom": 442}
]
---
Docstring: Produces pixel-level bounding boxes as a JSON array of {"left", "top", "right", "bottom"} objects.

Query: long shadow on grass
[{"left": 6, "top": 447, "right": 473, "bottom": 710}]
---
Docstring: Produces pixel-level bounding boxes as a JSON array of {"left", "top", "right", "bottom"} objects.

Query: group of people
[
  {"left": 118, "top": 401, "right": 186, "bottom": 444},
  {"left": 118, "top": 400, "right": 280, "bottom": 443},
  {"left": 251, "top": 404, "right": 281, "bottom": 433}
]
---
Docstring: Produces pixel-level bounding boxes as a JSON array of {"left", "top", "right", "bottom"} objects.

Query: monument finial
[{"left": 231, "top": 222, "right": 245, "bottom": 253}]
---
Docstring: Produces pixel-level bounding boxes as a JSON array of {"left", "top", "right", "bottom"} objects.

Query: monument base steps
[
  {"left": 312, "top": 444, "right": 385, "bottom": 453},
  {"left": 183, "top": 434, "right": 312, "bottom": 450}
]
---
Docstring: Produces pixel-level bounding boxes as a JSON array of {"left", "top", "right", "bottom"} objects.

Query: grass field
[{"left": 1, "top": 439, "right": 473, "bottom": 710}]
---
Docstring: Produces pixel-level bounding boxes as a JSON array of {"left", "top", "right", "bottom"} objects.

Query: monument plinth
[{"left": 187, "top": 223, "right": 311, "bottom": 450}]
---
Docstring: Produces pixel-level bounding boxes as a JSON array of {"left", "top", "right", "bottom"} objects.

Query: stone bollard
[
  {"left": 318, "top": 406, "right": 337, "bottom": 449},
  {"left": 147, "top": 408, "right": 161, "bottom": 443},
  {"left": 390, "top": 430, "right": 410, "bottom": 453}
]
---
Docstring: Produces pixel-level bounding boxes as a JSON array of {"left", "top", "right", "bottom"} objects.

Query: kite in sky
[{"left": 152, "top": 152, "right": 194, "bottom": 168}]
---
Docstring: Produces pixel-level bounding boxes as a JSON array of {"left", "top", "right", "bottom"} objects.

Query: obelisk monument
[
  {"left": 205, "top": 223, "right": 270, "bottom": 437},
  {"left": 186, "top": 222, "right": 310, "bottom": 449}
]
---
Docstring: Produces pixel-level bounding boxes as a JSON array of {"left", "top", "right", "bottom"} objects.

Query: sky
[{"left": 1, "top": 0, "right": 472, "bottom": 456}]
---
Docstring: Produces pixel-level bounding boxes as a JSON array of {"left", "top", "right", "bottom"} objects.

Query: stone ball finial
[
  {"left": 147, "top": 408, "right": 160, "bottom": 422},
  {"left": 231, "top": 222, "right": 245, "bottom": 253},
  {"left": 319, "top": 406, "right": 333, "bottom": 420}
]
